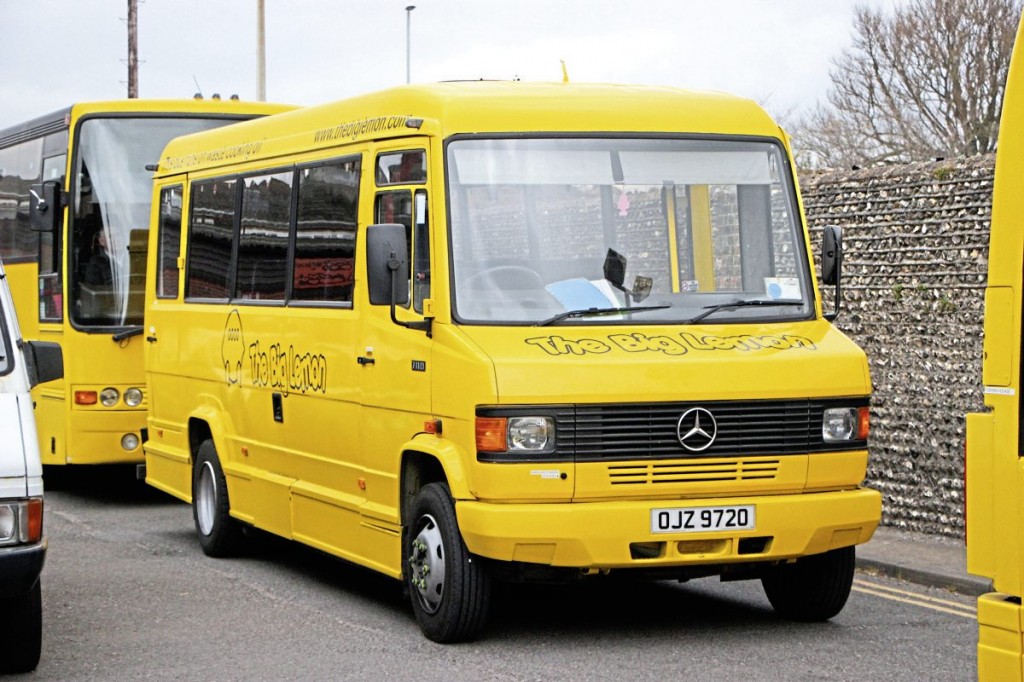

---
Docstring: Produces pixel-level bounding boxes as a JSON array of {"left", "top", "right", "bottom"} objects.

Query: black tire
[
  {"left": 762, "top": 545, "right": 855, "bottom": 622},
  {"left": 192, "top": 439, "right": 243, "bottom": 557},
  {"left": 0, "top": 578, "right": 42, "bottom": 673},
  {"left": 405, "top": 482, "right": 491, "bottom": 643}
]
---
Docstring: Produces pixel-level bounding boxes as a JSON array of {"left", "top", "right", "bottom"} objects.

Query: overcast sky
[{"left": 0, "top": 1, "right": 908, "bottom": 131}]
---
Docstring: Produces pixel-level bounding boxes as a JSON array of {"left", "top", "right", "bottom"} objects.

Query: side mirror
[
  {"left": 29, "top": 180, "right": 62, "bottom": 233},
  {"left": 366, "top": 223, "right": 410, "bottom": 306},
  {"left": 23, "top": 340, "right": 63, "bottom": 388},
  {"left": 366, "top": 223, "right": 431, "bottom": 335},
  {"left": 821, "top": 225, "right": 842, "bottom": 321},
  {"left": 821, "top": 225, "right": 842, "bottom": 286}
]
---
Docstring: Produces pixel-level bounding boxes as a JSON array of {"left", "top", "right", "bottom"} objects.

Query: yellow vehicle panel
[{"left": 967, "top": 14, "right": 1024, "bottom": 682}]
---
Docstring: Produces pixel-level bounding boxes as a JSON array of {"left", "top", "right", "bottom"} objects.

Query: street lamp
[
  {"left": 257, "top": 0, "right": 266, "bottom": 101},
  {"left": 405, "top": 5, "right": 416, "bottom": 84}
]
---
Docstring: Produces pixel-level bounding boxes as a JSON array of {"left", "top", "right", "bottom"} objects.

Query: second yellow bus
[{"left": 0, "top": 98, "right": 293, "bottom": 469}]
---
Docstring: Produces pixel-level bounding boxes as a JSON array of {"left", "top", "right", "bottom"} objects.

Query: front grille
[
  {"left": 572, "top": 399, "right": 867, "bottom": 460},
  {"left": 477, "top": 398, "right": 868, "bottom": 463}
]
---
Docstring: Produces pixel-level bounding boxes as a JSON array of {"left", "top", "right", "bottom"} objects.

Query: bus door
[{"left": 360, "top": 147, "right": 433, "bottom": 514}]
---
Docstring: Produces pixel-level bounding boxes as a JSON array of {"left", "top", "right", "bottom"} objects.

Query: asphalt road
[{"left": 14, "top": 466, "right": 976, "bottom": 681}]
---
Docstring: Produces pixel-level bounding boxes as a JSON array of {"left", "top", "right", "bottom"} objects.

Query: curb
[{"left": 856, "top": 557, "right": 992, "bottom": 598}]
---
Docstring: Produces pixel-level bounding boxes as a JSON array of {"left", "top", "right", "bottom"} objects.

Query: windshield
[
  {"left": 70, "top": 116, "right": 239, "bottom": 329},
  {"left": 447, "top": 137, "right": 814, "bottom": 325}
]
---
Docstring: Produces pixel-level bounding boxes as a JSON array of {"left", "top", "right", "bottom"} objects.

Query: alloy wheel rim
[{"left": 196, "top": 462, "right": 217, "bottom": 536}]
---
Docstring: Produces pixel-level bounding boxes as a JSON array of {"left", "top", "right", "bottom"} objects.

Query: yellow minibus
[
  {"left": 143, "top": 81, "right": 880, "bottom": 642},
  {"left": 0, "top": 99, "right": 293, "bottom": 468},
  {"left": 967, "top": 14, "right": 1024, "bottom": 681}
]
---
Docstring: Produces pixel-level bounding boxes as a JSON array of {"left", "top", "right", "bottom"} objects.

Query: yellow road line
[{"left": 852, "top": 578, "right": 976, "bottom": 619}]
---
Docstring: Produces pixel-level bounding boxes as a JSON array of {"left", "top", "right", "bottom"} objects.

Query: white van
[{"left": 0, "top": 259, "right": 62, "bottom": 673}]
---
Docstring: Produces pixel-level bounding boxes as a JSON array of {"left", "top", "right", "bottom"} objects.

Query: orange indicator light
[
  {"left": 74, "top": 391, "right": 98, "bottom": 405},
  {"left": 857, "top": 407, "right": 871, "bottom": 440},
  {"left": 475, "top": 417, "right": 507, "bottom": 452}
]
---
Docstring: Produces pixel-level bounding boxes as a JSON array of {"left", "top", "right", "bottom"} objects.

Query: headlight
[
  {"left": 124, "top": 387, "right": 144, "bottom": 407},
  {"left": 0, "top": 505, "right": 15, "bottom": 543},
  {"left": 100, "top": 387, "right": 120, "bottom": 407},
  {"left": 0, "top": 498, "right": 43, "bottom": 546},
  {"left": 121, "top": 433, "right": 140, "bottom": 451},
  {"left": 508, "top": 417, "right": 553, "bottom": 451},
  {"left": 823, "top": 406, "right": 870, "bottom": 442},
  {"left": 476, "top": 414, "right": 556, "bottom": 454}
]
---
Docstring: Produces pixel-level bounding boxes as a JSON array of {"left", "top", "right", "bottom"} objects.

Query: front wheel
[
  {"left": 193, "top": 439, "right": 243, "bottom": 557},
  {"left": 0, "top": 578, "right": 42, "bottom": 673},
  {"left": 761, "top": 546, "right": 855, "bottom": 622},
  {"left": 405, "top": 482, "right": 491, "bottom": 642}
]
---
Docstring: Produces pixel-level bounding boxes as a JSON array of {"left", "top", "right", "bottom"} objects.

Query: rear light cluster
[{"left": 74, "top": 387, "right": 144, "bottom": 408}]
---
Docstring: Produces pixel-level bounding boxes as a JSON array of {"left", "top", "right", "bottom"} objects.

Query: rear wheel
[
  {"left": 193, "top": 439, "right": 243, "bottom": 557},
  {"left": 0, "top": 578, "right": 42, "bottom": 673},
  {"left": 405, "top": 482, "right": 491, "bottom": 642},
  {"left": 761, "top": 546, "right": 855, "bottom": 621}
]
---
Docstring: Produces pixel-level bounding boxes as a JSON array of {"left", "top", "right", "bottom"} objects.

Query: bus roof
[
  {"left": 0, "top": 99, "right": 296, "bottom": 150},
  {"left": 155, "top": 81, "right": 783, "bottom": 177}
]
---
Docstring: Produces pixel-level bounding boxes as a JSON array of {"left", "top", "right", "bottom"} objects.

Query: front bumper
[
  {"left": 977, "top": 592, "right": 1024, "bottom": 682},
  {"left": 456, "top": 487, "right": 880, "bottom": 569},
  {"left": 64, "top": 409, "right": 145, "bottom": 464},
  {"left": 0, "top": 541, "right": 46, "bottom": 597}
]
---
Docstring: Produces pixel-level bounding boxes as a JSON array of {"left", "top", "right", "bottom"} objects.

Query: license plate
[{"left": 650, "top": 505, "right": 756, "bottom": 534}]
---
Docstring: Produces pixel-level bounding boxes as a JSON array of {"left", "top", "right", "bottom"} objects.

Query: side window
[
  {"left": 0, "top": 299, "right": 10, "bottom": 376},
  {"left": 294, "top": 157, "right": 360, "bottom": 305},
  {"left": 186, "top": 178, "right": 236, "bottom": 300},
  {"left": 157, "top": 185, "right": 183, "bottom": 299},
  {"left": 38, "top": 151, "right": 68, "bottom": 321},
  {"left": 375, "top": 189, "right": 430, "bottom": 313},
  {"left": 376, "top": 150, "right": 425, "bottom": 185},
  {"left": 236, "top": 171, "right": 292, "bottom": 302},
  {"left": 412, "top": 190, "right": 430, "bottom": 312}
]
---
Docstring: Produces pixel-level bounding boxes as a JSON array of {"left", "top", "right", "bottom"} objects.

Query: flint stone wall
[{"left": 800, "top": 154, "right": 994, "bottom": 538}]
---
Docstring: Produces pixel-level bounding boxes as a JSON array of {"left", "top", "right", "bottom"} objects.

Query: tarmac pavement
[{"left": 857, "top": 525, "right": 991, "bottom": 597}]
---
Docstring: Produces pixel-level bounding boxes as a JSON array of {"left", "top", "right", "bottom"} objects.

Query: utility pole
[
  {"left": 127, "top": 0, "right": 139, "bottom": 98},
  {"left": 257, "top": 0, "right": 266, "bottom": 101}
]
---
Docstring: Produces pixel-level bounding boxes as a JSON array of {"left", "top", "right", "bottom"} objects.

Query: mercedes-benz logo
[{"left": 676, "top": 407, "right": 718, "bottom": 452}]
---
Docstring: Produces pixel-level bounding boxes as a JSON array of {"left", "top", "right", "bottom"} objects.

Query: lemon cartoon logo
[{"left": 222, "top": 310, "right": 245, "bottom": 385}]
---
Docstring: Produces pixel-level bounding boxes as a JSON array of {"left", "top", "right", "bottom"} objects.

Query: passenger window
[
  {"left": 294, "top": 157, "right": 360, "bottom": 305},
  {"left": 157, "top": 185, "right": 183, "bottom": 299},
  {"left": 376, "top": 150, "right": 425, "bottom": 185},
  {"left": 236, "top": 171, "right": 292, "bottom": 302},
  {"left": 186, "top": 178, "right": 236, "bottom": 300},
  {"left": 0, "top": 136, "right": 44, "bottom": 264}
]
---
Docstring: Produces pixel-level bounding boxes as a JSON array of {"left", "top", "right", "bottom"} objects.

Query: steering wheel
[{"left": 462, "top": 265, "right": 545, "bottom": 291}]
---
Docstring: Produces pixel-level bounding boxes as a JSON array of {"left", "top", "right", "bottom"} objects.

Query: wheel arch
[
  {"left": 399, "top": 437, "right": 472, "bottom": 525},
  {"left": 185, "top": 401, "right": 234, "bottom": 461}
]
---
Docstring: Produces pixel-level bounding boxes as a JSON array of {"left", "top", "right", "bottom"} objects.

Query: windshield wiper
[
  {"left": 686, "top": 299, "right": 804, "bottom": 325},
  {"left": 536, "top": 305, "right": 670, "bottom": 327}
]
